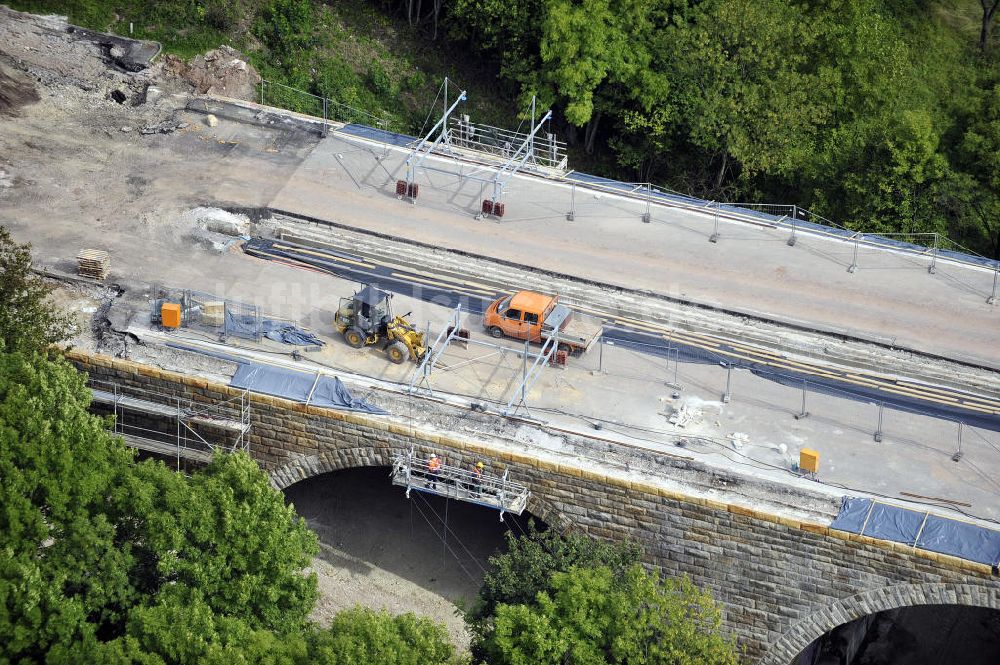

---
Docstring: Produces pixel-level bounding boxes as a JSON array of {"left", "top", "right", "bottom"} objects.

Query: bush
[
  {"left": 405, "top": 69, "right": 427, "bottom": 92},
  {"left": 367, "top": 60, "right": 393, "bottom": 96},
  {"left": 309, "top": 607, "right": 458, "bottom": 665},
  {"left": 480, "top": 565, "right": 739, "bottom": 665},
  {"left": 205, "top": 3, "right": 241, "bottom": 31},
  {"left": 0, "top": 226, "right": 77, "bottom": 354}
]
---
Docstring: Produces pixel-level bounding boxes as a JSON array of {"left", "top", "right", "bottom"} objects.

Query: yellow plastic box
[{"left": 799, "top": 448, "right": 820, "bottom": 474}]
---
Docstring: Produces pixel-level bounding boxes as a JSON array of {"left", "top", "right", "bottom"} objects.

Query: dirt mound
[
  {"left": 163, "top": 45, "right": 261, "bottom": 101},
  {"left": 0, "top": 62, "right": 41, "bottom": 117}
]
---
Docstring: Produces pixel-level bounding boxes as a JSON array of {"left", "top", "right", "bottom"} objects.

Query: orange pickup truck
[{"left": 482, "top": 291, "right": 601, "bottom": 354}]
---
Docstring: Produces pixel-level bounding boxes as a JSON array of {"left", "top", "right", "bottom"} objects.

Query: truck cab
[
  {"left": 483, "top": 291, "right": 601, "bottom": 354},
  {"left": 488, "top": 291, "right": 553, "bottom": 342}
]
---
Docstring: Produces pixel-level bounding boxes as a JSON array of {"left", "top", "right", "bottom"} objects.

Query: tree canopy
[
  {"left": 469, "top": 522, "right": 641, "bottom": 627},
  {"left": 0, "top": 347, "right": 321, "bottom": 663},
  {"left": 478, "top": 565, "right": 738, "bottom": 665},
  {"left": 308, "top": 607, "right": 458, "bottom": 665},
  {"left": 0, "top": 226, "right": 76, "bottom": 354},
  {"left": 468, "top": 525, "right": 736, "bottom": 664}
]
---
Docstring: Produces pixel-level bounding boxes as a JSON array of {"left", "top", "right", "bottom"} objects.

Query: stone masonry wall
[{"left": 66, "top": 350, "right": 1000, "bottom": 664}]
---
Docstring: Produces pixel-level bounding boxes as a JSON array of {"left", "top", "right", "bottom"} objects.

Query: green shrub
[
  {"left": 405, "top": 69, "right": 427, "bottom": 92},
  {"left": 367, "top": 60, "right": 393, "bottom": 96}
]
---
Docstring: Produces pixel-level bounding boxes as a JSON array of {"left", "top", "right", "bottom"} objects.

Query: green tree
[
  {"left": 956, "top": 82, "right": 1000, "bottom": 258},
  {"left": 161, "top": 452, "right": 320, "bottom": 633},
  {"left": 308, "top": 607, "right": 457, "bottom": 665},
  {"left": 480, "top": 565, "right": 738, "bottom": 665},
  {"left": 0, "top": 348, "right": 319, "bottom": 663},
  {"left": 117, "top": 586, "right": 311, "bottom": 665},
  {"left": 469, "top": 523, "right": 641, "bottom": 628},
  {"left": 446, "top": 0, "right": 544, "bottom": 89},
  {"left": 0, "top": 348, "right": 136, "bottom": 661},
  {"left": 531, "top": 0, "right": 658, "bottom": 154},
  {"left": 0, "top": 226, "right": 76, "bottom": 354}
]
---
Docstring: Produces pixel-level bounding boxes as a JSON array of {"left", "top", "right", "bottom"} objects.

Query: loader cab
[
  {"left": 337, "top": 285, "right": 392, "bottom": 346},
  {"left": 354, "top": 285, "right": 392, "bottom": 333}
]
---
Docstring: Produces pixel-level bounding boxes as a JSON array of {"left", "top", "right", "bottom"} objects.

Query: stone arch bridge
[{"left": 68, "top": 350, "right": 1000, "bottom": 663}]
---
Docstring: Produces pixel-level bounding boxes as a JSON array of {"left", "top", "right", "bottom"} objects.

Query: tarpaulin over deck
[{"left": 831, "top": 497, "right": 1000, "bottom": 567}]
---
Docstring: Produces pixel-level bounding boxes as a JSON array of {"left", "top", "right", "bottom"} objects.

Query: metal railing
[
  {"left": 446, "top": 116, "right": 568, "bottom": 170},
  {"left": 150, "top": 285, "right": 263, "bottom": 342},
  {"left": 560, "top": 177, "right": 999, "bottom": 302},
  {"left": 391, "top": 448, "right": 529, "bottom": 519},
  {"left": 260, "top": 79, "right": 398, "bottom": 137}
]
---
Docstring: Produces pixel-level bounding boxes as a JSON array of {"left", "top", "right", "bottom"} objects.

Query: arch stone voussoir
[
  {"left": 269, "top": 448, "right": 396, "bottom": 490},
  {"left": 758, "top": 582, "right": 1000, "bottom": 665}
]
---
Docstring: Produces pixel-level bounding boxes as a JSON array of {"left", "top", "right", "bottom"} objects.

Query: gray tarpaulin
[
  {"left": 830, "top": 497, "right": 1000, "bottom": 567},
  {"left": 260, "top": 320, "right": 324, "bottom": 346},
  {"left": 225, "top": 309, "right": 260, "bottom": 340},
  {"left": 230, "top": 363, "right": 386, "bottom": 414},
  {"left": 224, "top": 310, "right": 324, "bottom": 346}
]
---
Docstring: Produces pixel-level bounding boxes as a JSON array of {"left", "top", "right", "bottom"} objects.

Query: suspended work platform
[{"left": 391, "top": 449, "right": 530, "bottom": 520}]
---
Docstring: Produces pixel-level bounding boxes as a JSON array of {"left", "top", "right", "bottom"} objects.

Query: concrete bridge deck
[{"left": 267, "top": 124, "right": 999, "bottom": 369}]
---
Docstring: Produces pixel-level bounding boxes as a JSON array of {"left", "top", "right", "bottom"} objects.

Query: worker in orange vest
[
  {"left": 428, "top": 454, "right": 442, "bottom": 489},
  {"left": 472, "top": 461, "right": 484, "bottom": 492}
]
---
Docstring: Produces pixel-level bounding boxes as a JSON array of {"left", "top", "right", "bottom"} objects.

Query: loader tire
[
  {"left": 344, "top": 327, "right": 366, "bottom": 349},
  {"left": 386, "top": 341, "right": 408, "bottom": 364}
]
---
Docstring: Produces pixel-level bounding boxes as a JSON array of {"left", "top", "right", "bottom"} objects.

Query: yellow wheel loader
[{"left": 335, "top": 285, "right": 427, "bottom": 364}]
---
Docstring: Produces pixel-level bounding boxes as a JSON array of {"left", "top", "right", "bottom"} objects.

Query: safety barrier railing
[
  {"left": 563, "top": 177, "right": 999, "bottom": 279},
  {"left": 246, "top": 82, "right": 999, "bottom": 302},
  {"left": 259, "top": 79, "right": 399, "bottom": 137}
]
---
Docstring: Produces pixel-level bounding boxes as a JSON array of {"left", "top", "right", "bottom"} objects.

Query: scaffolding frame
[
  {"left": 400, "top": 87, "right": 567, "bottom": 216},
  {"left": 89, "top": 378, "right": 251, "bottom": 470},
  {"left": 448, "top": 96, "right": 568, "bottom": 171},
  {"left": 407, "top": 305, "right": 559, "bottom": 416},
  {"left": 403, "top": 85, "right": 468, "bottom": 201},
  {"left": 487, "top": 107, "right": 553, "bottom": 206},
  {"left": 390, "top": 447, "right": 529, "bottom": 521}
]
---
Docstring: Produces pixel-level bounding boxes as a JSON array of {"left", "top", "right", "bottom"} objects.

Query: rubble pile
[{"left": 162, "top": 46, "right": 261, "bottom": 101}]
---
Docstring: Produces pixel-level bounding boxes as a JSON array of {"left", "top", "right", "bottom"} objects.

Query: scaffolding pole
[
  {"left": 502, "top": 334, "right": 558, "bottom": 416},
  {"left": 404, "top": 89, "right": 468, "bottom": 199},
  {"left": 89, "top": 379, "right": 251, "bottom": 462},
  {"left": 408, "top": 305, "right": 464, "bottom": 394},
  {"left": 488, "top": 105, "right": 554, "bottom": 204}
]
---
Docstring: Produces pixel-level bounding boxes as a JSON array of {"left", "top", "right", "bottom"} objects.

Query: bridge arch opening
[
  {"left": 790, "top": 604, "right": 1000, "bottom": 665},
  {"left": 281, "top": 466, "right": 546, "bottom": 646}
]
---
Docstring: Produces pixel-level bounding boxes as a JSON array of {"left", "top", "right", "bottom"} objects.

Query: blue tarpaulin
[
  {"left": 830, "top": 497, "right": 1000, "bottom": 567},
  {"left": 230, "top": 363, "right": 387, "bottom": 414},
  {"left": 224, "top": 309, "right": 259, "bottom": 340}
]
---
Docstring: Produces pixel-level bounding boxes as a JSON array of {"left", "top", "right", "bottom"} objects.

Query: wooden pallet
[{"left": 76, "top": 248, "right": 110, "bottom": 279}]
